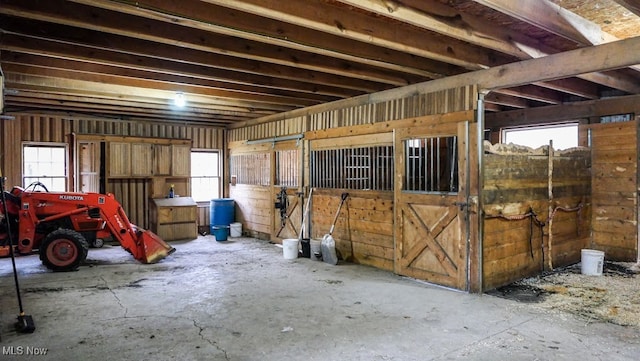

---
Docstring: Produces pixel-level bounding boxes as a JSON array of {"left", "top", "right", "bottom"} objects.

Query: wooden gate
[
  {"left": 272, "top": 144, "right": 303, "bottom": 241},
  {"left": 394, "top": 122, "right": 470, "bottom": 290}
]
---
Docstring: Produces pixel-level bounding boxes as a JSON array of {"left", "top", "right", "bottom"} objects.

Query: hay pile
[{"left": 496, "top": 262, "right": 640, "bottom": 327}]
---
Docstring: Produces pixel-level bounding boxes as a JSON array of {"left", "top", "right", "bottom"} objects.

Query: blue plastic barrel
[{"left": 210, "top": 198, "right": 235, "bottom": 234}]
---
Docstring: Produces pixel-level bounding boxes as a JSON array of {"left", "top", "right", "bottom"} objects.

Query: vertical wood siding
[
  {"left": 228, "top": 86, "right": 477, "bottom": 142},
  {"left": 588, "top": 121, "right": 638, "bottom": 260},
  {"left": 1, "top": 114, "right": 224, "bottom": 231}
]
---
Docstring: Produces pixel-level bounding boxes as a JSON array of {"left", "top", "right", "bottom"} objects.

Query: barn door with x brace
[
  {"left": 394, "top": 121, "right": 471, "bottom": 290},
  {"left": 272, "top": 143, "right": 303, "bottom": 242}
]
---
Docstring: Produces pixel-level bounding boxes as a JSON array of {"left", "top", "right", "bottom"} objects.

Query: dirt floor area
[{"left": 488, "top": 261, "right": 640, "bottom": 328}]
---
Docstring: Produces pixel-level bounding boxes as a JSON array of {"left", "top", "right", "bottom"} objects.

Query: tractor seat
[{"left": 3, "top": 190, "right": 21, "bottom": 206}]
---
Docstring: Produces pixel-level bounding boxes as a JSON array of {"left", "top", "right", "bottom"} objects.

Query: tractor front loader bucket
[{"left": 136, "top": 229, "right": 176, "bottom": 264}]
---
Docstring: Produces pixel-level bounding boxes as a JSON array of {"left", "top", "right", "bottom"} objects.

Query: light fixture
[{"left": 174, "top": 92, "right": 186, "bottom": 108}]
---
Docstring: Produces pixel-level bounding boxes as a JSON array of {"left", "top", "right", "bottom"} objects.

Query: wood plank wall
[
  {"left": 311, "top": 189, "right": 394, "bottom": 271},
  {"left": 0, "top": 113, "right": 224, "bottom": 230},
  {"left": 229, "top": 184, "right": 272, "bottom": 239},
  {"left": 588, "top": 121, "right": 638, "bottom": 260},
  {"left": 482, "top": 145, "right": 591, "bottom": 290}
]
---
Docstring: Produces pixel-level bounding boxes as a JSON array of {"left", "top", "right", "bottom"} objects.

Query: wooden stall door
[
  {"left": 272, "top": 188, "right": 303, "bottom": 241},
  {"left": 394, "top": 122, "right": 470, "bottom": 290},
  {"left": 272, "top": 145, "right": 302, "bottom": 241}
]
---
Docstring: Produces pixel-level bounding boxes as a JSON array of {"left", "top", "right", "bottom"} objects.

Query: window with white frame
[
  {"left": 23, "top": 143, "right": 68, "bottom": 191},
  {"left": 191, "top": 150, "right": 221, "bottom": 202}
]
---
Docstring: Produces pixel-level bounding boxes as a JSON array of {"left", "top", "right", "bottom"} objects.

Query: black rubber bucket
[{"left": 300, "top": 238, "right": 311, "bottom": 258}]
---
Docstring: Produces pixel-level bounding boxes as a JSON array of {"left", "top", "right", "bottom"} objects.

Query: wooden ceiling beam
[
  {"left": 5, "top": 90, "right": 261, "bottom": 118},
  {"left": 1, "top": 49, "right": 339, "bottom": 105},
  {"left": 236, "top": 35, "right": 640, "bottom": 128},
  {"left": 6, "top": 96, "right": 246, "bottom": 122},
  {"left": 68, "top": 0, "right": 463, "bottom": 80},
  {"left": 4, "top": 83, "right": 274, "bottom": 116},
  {"left": 2, "top": 71, "right": 293, "bottom": 114},
  {"left": 484, "top": 92, "right": 529, "bottom": 108},
  {"left": 336, "top": 0, "right": 528, "bottom": 59},
  {"left": 0, "top": 0, "right": 418, "bottom": 86},
  {"left": 199, "top": 0, "right": 512, "bottom": 69},
  {"left": 474, "top": 0, "right": 599, "bottom": 44},
  {"left": 516, "top": 42, "right": 640, "bottom": 94},
  {"left": 0, "top": 16, "right": 388, "bottom": 95},
  {"left": 2, "top": 63, "right": 316, "bottom": 109},
  {"left": 494, "top": 85, "right": 564, "bottom": 105},
  {"left": 533, "top": 78, "right": 599, "bottom": 100},
  {"left": 485, "top": 94, "right": 640, "bottom": 128},
  {"left": 475, "top": 0, "right": 640, "bottom": 74},
  {"left": 342, "top": 0, "right": 625, "bottom": 100},
  {"left": 614, "top": 0, "right": 640, "bottom": 16}
]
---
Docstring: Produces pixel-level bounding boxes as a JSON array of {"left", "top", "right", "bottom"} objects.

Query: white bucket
[
  {"left": 230, "top": 222, "right": 242, "bottom": 237},
  {"left": 283, "top": 239, "right": 299, "bottom": 260},
  {"left": 581, "top": 249, "right": 604, "bottom": 276},
  {"left": 310, "top": 239, "right": 322, "bottom": 261}
]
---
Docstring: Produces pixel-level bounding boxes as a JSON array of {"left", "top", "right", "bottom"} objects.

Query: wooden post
[
  {"left": 547, "top": 140, "right": 554, "bottom": 271},
  {"left": 636, "top": 116, "right": 640, "bottom": 266}
]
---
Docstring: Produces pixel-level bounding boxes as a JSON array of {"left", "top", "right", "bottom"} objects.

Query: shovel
[{"left": 321, "top": 192, "right": 349, "bottom": 265}]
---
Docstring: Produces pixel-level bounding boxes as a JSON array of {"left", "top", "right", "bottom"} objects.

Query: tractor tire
[{"left": 39, "top": 229, "right": 89, "bottom": 271}]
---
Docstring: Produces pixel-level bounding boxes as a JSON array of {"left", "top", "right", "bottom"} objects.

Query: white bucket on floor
[
  {"left": 230, "top": 222, "right": 242, "bottom": 237},
  {"left": 310, "top": 239, "right": 322, "bottom": 261},
  {"left": 283, "top": 239, "right": 299, "bottom": 260},
  {"left": 581, "top": 249, "right": 604, "bottom": 276}
]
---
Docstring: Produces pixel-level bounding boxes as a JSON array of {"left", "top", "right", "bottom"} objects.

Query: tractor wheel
[{"left": 39, "top": 229, "right": 89, "bottom": 271}]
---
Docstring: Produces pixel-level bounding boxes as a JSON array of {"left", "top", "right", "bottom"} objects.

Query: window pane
[
  {"left": 191, "top": 151, "right": 221, "bottom": 201},
  {"left": 191, "top": 152, "right": 219, "bottom": 176},
  {"left": 503, "top": 124, "right": 578, "bottom": 150},
  {"left": 23, "top": 144, "right": 67, "bottom": 192}
]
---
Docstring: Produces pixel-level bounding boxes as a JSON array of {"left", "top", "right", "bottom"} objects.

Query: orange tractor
[{"left": 0, "top": 182, "right": 175, "bottom": 271}]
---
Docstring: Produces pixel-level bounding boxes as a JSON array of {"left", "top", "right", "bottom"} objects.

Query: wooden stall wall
[
  {"left": 227, "top": 86, "right": 478, "bottom": 275},
  {"left": 482, "top": 144, "right": 591, "bottom": 290},
  {"left": 228, "top": 142, "right": 273, "bottom": 240},
  {"left": 588, "top": 121, "right": 638, "bottom": 261},
  {"left": 309, "top": 131, "right": 395, "bottom": 271},
  {"left": 0, "top": 113, "right": 224, "bottom": 231}
]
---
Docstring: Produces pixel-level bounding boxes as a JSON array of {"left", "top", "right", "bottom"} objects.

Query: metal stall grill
[
  {"left": 310, "top": 145, "right": 394, "bottom": 190},
  {"left": 230, "top": 153, "right": 271, "bottom": 186},
  {"left": 404, "top": 136, "right": 458, "bottom": 193},
  {"left": 275, "top": 149, "right": 299, "bottom": 187}
]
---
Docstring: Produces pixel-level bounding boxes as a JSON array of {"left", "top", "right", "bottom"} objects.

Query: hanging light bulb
[{"left": 174, "top": 92, "right": 186, "bottom": 107}]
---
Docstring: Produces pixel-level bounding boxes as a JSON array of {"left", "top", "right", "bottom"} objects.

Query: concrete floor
[{"left": 0, "top": 236, "right": 638, "bottom": 361}]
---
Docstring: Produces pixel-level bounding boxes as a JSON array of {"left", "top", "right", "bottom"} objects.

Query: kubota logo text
[{"left": 59, "top": 195, "right": 84, "bottom": 201}]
